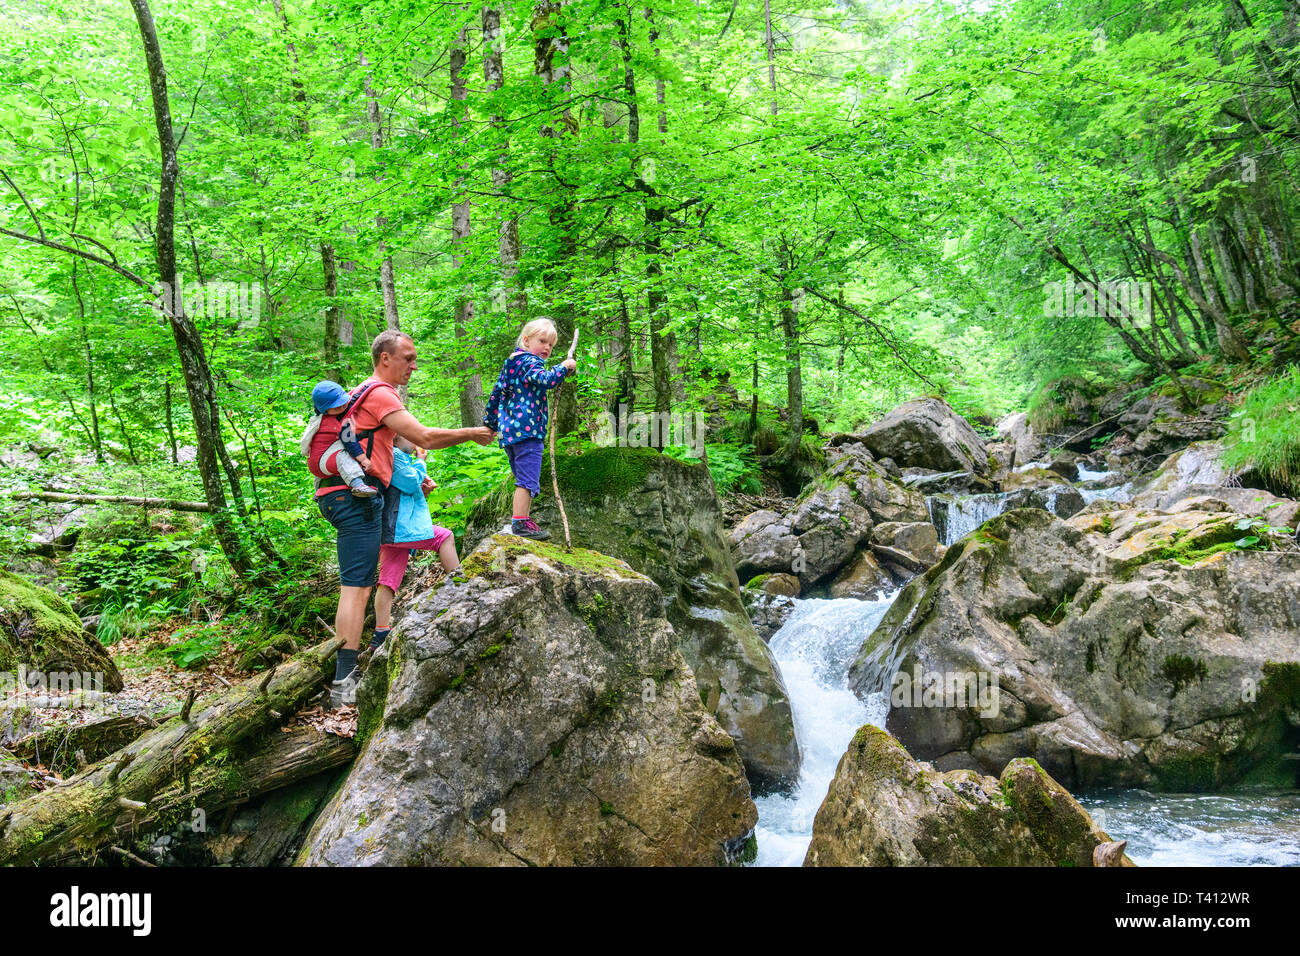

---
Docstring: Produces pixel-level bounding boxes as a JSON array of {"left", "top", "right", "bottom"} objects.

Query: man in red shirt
[{"left": 317, "top": 330, "right": 493, "bottom": 707}]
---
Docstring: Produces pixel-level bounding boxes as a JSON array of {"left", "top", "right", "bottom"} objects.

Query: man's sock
[
  {"left": 512, "top": 515, "right": 528, "bottom": 521},
  {"left": 369, "top": 627, "right": 391, "bottom": 651},
  {"left": 334, "top": 648, "right": 358, "bottom": 682}
]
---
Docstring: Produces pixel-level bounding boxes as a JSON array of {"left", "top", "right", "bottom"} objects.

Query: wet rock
[
  {"left": 729, "top": 510, "right": 798, "bottom": 581},
  {"left": 829, "top": 551, "right": 900, "bottom": 601},
  {"left": 996, "top": 412, "right": 1046, "bottom": 465},
  {"left": 870, "top": 522, "right": 942, "bottom": 567},
  {"left": 804, "top": 726, "right": 1132, "bottom": 867},
  {"left": 743, "top": 591, "right": 798, "bottom": 642},
  {"left": 848, "top": 507, "right": 1300, "bottom": 791}
]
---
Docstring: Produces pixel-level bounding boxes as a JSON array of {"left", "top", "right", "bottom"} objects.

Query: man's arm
[{"left": 382, "top": 409, "right": 494, "bottom": 449}]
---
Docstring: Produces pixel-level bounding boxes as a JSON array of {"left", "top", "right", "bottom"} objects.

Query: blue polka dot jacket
[{"left": 483, "top": 349, "right": 571, "bottom": 447}]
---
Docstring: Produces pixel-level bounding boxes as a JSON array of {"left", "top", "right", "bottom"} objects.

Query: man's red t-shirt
[{"left": 314, "top": 377, "right": 405, "bottom": 496}]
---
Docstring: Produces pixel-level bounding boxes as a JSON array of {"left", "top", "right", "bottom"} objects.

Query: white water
[
  {"left": 753, "top": 596, "right": 896, "bottom": 866},
  {"left": 1080, "top": 790, "right": 1300, "bottom": 866},
  {"left": 1075, "top": 464, "right": 1134, "bottom": 505},
  {"left": 750, "top": 592, "right": 1299, "bottom": 869},
  {"left": 929, "top": 493, "right": 1011, "bottom": 546}
]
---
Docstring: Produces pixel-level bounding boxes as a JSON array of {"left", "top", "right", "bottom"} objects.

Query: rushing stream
[
  {"left": 753, "top": 597, "right": 894, "bottom": 866},
  {"left": 753, "top": 591, "right": 1300, "bottom": 867}
]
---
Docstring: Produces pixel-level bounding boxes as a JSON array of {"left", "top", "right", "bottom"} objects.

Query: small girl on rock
[
  {"left": 370, "top": 436, "right": 460, "bottom": 651},
  {"left": 483, "top": 317, "right": 576, "bottom": 541}
]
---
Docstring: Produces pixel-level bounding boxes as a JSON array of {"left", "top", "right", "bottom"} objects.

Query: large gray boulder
[
  {"left": 856, "top": 397, "right": 990, "bottom": 476},
  {"left": 848, "top": 507, "right": 1300, "bottom": 791},
  {"left": 729, "top": 443, "right": 928, "bottom": 590},
  {"left": 729, "top": 510, "right": 798, "bottom": 581},
  {"left": 805, "top": 726, "right": 1132, "bottom": 867},
  {"left": 996, "top": 412, "right": 1046, "bottom": 466},
  {"left": 470, "top": 447, "right": 798, "bottom": 793},
  {"left": 302, "top": 535, "right": 758, "bottom": 866}
]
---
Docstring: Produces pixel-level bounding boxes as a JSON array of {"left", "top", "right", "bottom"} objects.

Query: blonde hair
[
  {"left": 395, "top": 435, "right": 416, "bottom": 453},
  {"left": 516, "top": 317, "right": 557, "bottom": 350}
]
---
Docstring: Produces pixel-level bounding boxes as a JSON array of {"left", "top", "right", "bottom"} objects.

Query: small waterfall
[
  {"left": 753, "top": 596, "right": 897, "bottom": 867},
  {"left": 1075, "top": 464, "right": 1134, "bottom": 505},
  {"left": 928, "top": 492, "right": 1013, "bottom": 546}
]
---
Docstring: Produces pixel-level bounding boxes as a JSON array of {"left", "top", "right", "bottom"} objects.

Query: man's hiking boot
[
  {"left": 330, "top": 667, "right": 359, "bottom": 708},
  {"left": 511, "top": 517, "right": 551, "bottom": 541},
  {"left": 349, "top": 478, "right": 378, "bottom": 498}
]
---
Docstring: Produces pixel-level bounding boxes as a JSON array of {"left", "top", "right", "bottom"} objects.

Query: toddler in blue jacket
[{"left": 483, "top": 317, "right": 576, "bottom": 540}]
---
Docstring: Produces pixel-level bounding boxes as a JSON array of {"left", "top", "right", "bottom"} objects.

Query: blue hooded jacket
[{"left": 389, "top": 448, "right": 439, "bottom": 544}]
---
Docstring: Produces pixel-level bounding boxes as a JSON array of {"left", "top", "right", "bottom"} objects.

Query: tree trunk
[
  {"left": 69, "top": 264, "right": 103, "bottom": 463},
  {"left": 452, "top": 18, "right": 483, "bottom": 427},
  {"left": 129, "top": 0, "right": 263, "bottom": 580},
  {"left": 534, "top": 1, "right": 579, "bottom": 437},
  {"left": 13, "top": 491, "right": 210, "bottom": 512},
  {"left": 619, "top": 15, "right": 676, "bottom": 414},
  {"left": 321, "top": 242, "right": 342, "bottom": 379},
  {"left": 273, "top": 0, "right": 345, "bottom": 377},
  {"left": 484, "top": 6, "right": 526, "bottom": 318},
  {"left": 163, "top": 380, "right": 178, "bottom": 463},
  {"left": 361, "top": 53, "right": 400, "bottom": 332},
  {"left": 49, "top": 725, "right": 356, "bottom": 864},
  {"left": 0, "top": 637, "right": 341, "bottom": 865},
  {"left": 781, "top": 284, "right": 803, "bottom": 458}
]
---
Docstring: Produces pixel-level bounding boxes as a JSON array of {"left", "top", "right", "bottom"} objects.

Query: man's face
[{"left": 382, "top": 342, "right": 418, "bottom": 384}]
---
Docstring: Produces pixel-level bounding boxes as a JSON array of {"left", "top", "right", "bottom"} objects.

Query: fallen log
[
  {"left": 0, "top": 636, "right": 341, "bottom": 865},
  {"left": 46, "top": 724, "right": 356, "bottom": 864},
  {"left": 11, "top": 491, "right": 210, "bottom": 513},
  {"left": 7, "top": 711, "right": 176, "bottom": 776}
]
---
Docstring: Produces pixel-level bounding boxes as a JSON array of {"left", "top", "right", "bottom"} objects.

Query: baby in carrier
[{"left": 300, "top": 380, "right": 379, "bottom": 498}]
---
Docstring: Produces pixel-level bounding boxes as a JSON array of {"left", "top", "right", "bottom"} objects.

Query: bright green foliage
[{"left": 1222, "top": 366, "right": 1300, "bottom": 497}]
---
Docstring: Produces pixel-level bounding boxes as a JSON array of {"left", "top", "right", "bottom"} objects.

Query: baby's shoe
[{"left": 349, "top": 477, "right": 378, "bottom": 498}]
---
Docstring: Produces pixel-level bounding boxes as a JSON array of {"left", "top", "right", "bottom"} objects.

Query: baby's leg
[{"left": 334, "top": 449, "right": 366, "bottom": 484}]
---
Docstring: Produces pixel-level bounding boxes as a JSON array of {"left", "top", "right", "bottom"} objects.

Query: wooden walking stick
[{"left": 549, "top": 328, "right": 579, "bottom": 550}]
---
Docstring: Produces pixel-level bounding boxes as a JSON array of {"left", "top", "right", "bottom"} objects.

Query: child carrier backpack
[{"left": 307, "top": 381, "right": 388, "bottom": 482}]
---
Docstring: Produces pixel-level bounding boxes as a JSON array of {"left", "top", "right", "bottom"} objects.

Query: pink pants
[{"left": 377, "top": 528, "right": 452, "bottom": 593}]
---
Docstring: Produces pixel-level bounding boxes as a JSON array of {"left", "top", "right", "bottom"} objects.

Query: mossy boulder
[
  {"left": 0, "top": 570, "right": 122, "bottom": 692},
  {"left": 804, "top": 726, "right": 1132, "bottom": 867},
  {"left": 301, "top": 535, "right": 757, "bottom": 866},
  {"left": 848, "top": 507, "right": 1300, "bottom": 791},
  {"left": 467, "top": 446, "right": 799, "bottom": 793}
]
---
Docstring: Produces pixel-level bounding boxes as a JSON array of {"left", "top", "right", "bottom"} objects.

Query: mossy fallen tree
[
  {"left": 0, "top": 636, "right": 341, "bottom": 865},
  {"left": 12, "top": 491, "right": 211, "bottom": 512},
  {"left": 45, "top": 724, "right": 356, "bottom": 864},
  {"left": 7, "top": 711, "right": 177, "bottom": 776}
]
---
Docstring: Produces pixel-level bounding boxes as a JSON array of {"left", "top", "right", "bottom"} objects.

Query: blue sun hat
[{"left": 311, "top": 380, "right": 351, "bottom": 414}]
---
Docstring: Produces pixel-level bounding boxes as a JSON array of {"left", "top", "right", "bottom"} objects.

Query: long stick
[
  {"left": 549, "top": 391, "right": 572, "bottom": 551},
  {"left": 551, "top": 327, "right": 577, "bottom": 550}
]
